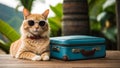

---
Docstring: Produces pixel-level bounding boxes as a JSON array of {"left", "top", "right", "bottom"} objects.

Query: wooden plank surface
[{"left": 0, "top": 51, "right": 120, "bottom": 68}]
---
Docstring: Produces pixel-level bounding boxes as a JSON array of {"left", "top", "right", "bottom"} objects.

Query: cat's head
[{"left": 20, "top": 8, "right": 50, "bottom": 39}]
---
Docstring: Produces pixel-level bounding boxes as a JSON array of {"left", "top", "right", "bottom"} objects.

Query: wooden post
[
  {"left": 62, "top": 0, "right": 90, "bottom": 35},
  {"left": 116, "top": 0, "right": 120, "bottom": 50}
]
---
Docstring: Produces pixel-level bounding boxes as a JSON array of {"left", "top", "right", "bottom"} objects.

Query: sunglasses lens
[
  {"left": 28, "top": 20, "right": 34, "bottom": 26},
  {"left": 39, "top": 21, "right": 46, "bottom": 26}
]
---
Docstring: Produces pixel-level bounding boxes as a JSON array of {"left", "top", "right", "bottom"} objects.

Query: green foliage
[
  {"left": 48, "top": 3, "right": 63, "bottom": 37},
  {"left": 19, "top": 0, "right": 34, "bottom": 11},
  {"left": 102, "top": 27, "right": 117, "bottom": 42},
  {"left": 0, "top": 4, "right": 22, "bottom": 53},
  {"left": 89, "top": 0, "right": 116, "bottom": 43},
  {"left": 89, "top": 0, "right": 106, "bottom": 18},
  {"left": 103, "top": 0, "right": 115, "bottom": 13},
  {"left": 17, "top": 0, "right": 46, "bottom": 12},
  {"left": 0, "top": 20, "right": 20, "bottom": 53},
  {"left": 0, "top": 20, "right": 20, "bottom": 42},
  {"left": 90, "top": 20, "right": 101, "bottom": 31},
  {"left": 0, "top": 4, "right": 23, "bottom": 33},
  {"left": 0, "top": 40, "right": 10, "bottom": 53},
  {"left": 50, "top": 4, "right": 63, "bottom": 18}
]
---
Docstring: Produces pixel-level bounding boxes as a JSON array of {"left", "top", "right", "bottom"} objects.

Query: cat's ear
[
  {"left": 42, "top": 9, "right": 49, "bottom": 19},
  {"left": 23, "top": 8, "right": 30, "bottom": 19}
]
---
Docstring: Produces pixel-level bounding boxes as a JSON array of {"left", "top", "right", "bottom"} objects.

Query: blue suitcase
[{"left": 50, "top": 35, "right": 106, "bottom": 60}]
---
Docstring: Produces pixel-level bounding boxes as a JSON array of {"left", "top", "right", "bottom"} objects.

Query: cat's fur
[{"left": 10, "top": 8, "right": 50, "bottom": 61}]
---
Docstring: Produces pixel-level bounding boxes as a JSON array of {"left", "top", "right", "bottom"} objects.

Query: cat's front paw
[
  {"left": 42, "top": 55, "right": 49, "bottom": 61},
  {"left": 32, "top": 55, "right": 41, "bottom": 61}
]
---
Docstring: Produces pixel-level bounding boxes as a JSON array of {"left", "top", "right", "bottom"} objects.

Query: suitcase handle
[
  {"left": 81, "top": 49, "right": 96, "bottom": 56},
  {"left": 72, "top": 47, "right": 100, "bottom": 56}
]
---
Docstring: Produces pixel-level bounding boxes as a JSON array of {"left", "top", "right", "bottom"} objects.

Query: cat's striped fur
[{"left": 10, "top": 8, "right": 50, "bottom": 61}]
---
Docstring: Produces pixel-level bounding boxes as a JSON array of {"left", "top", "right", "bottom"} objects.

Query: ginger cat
[{"left": 10, "top": 8, "right": 50, "bottom": 61}]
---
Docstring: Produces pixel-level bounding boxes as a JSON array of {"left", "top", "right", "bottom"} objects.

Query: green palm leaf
[
  {"left": 20, "top": 0, "right": 34, "bottom": 11},
  {"left": 0, "top": 40, "right": 10, "bottom": 53},
  {"left": 0, "top": 19, "right": 20, "bottom": 42},
  {"left": 50, "top": 3, "right": 63, "bottom": 18}
]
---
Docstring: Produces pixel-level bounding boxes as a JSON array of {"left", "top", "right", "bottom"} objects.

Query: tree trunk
[
  {"left": 62, "top": 0, "right": 90, "bottom": 35},
  {"left": 116, "top": 0, "right": 120, "bottom": 50}
]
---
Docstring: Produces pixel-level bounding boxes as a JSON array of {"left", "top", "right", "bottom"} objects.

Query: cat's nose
[
  {"left": 35, "top": 26, "right": 39, "bottom": 29},
  {"left": 35, "top": 24, "right": 39, "bottom": 29},
  {"left": 35, "top": 27, "right": 39, "bottom": 29}
]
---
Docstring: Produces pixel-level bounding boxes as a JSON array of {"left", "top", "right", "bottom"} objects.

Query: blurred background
[{"left": 0, "top": 0, "right": 117, "bottom": 54}]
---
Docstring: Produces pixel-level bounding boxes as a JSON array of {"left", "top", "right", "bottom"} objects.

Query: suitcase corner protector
[{"left": 63, "top": 55, "right": 69, "bottom": 61}]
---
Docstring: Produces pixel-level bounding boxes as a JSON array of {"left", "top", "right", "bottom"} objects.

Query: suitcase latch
[
  {"left": 72, "top": 48, "right": 81, "bottom": 53},
  {"left": 93, "top": 47, "right": 101, "bottom": 51},
  {"left": 52, "top": 46, "right": 60, "bottom": 52}
]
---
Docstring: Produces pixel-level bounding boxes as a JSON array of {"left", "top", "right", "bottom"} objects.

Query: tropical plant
[
  {"left": 48, "top": 3, "right": 63, "bottom": 36},
  {"left": 0, "top": 20, "right": 20, "bottom": 53},
  {"left": 16, "top": 0, "right": 45, "bottom": 11},
  {"left": 88, "top": 0, "right": 116, "bottom": 49},
  {"left": 16, "top": 0, "right": 34, "bottom": 11}
]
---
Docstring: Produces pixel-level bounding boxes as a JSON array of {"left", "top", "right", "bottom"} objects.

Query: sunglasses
[{"left": 28, "top": 20, "right": 46, "bottom": 26}]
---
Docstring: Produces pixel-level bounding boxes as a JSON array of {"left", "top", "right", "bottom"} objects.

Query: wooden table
[{"left": 0, "top": 51, "right": 120, "bottom": 68}]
